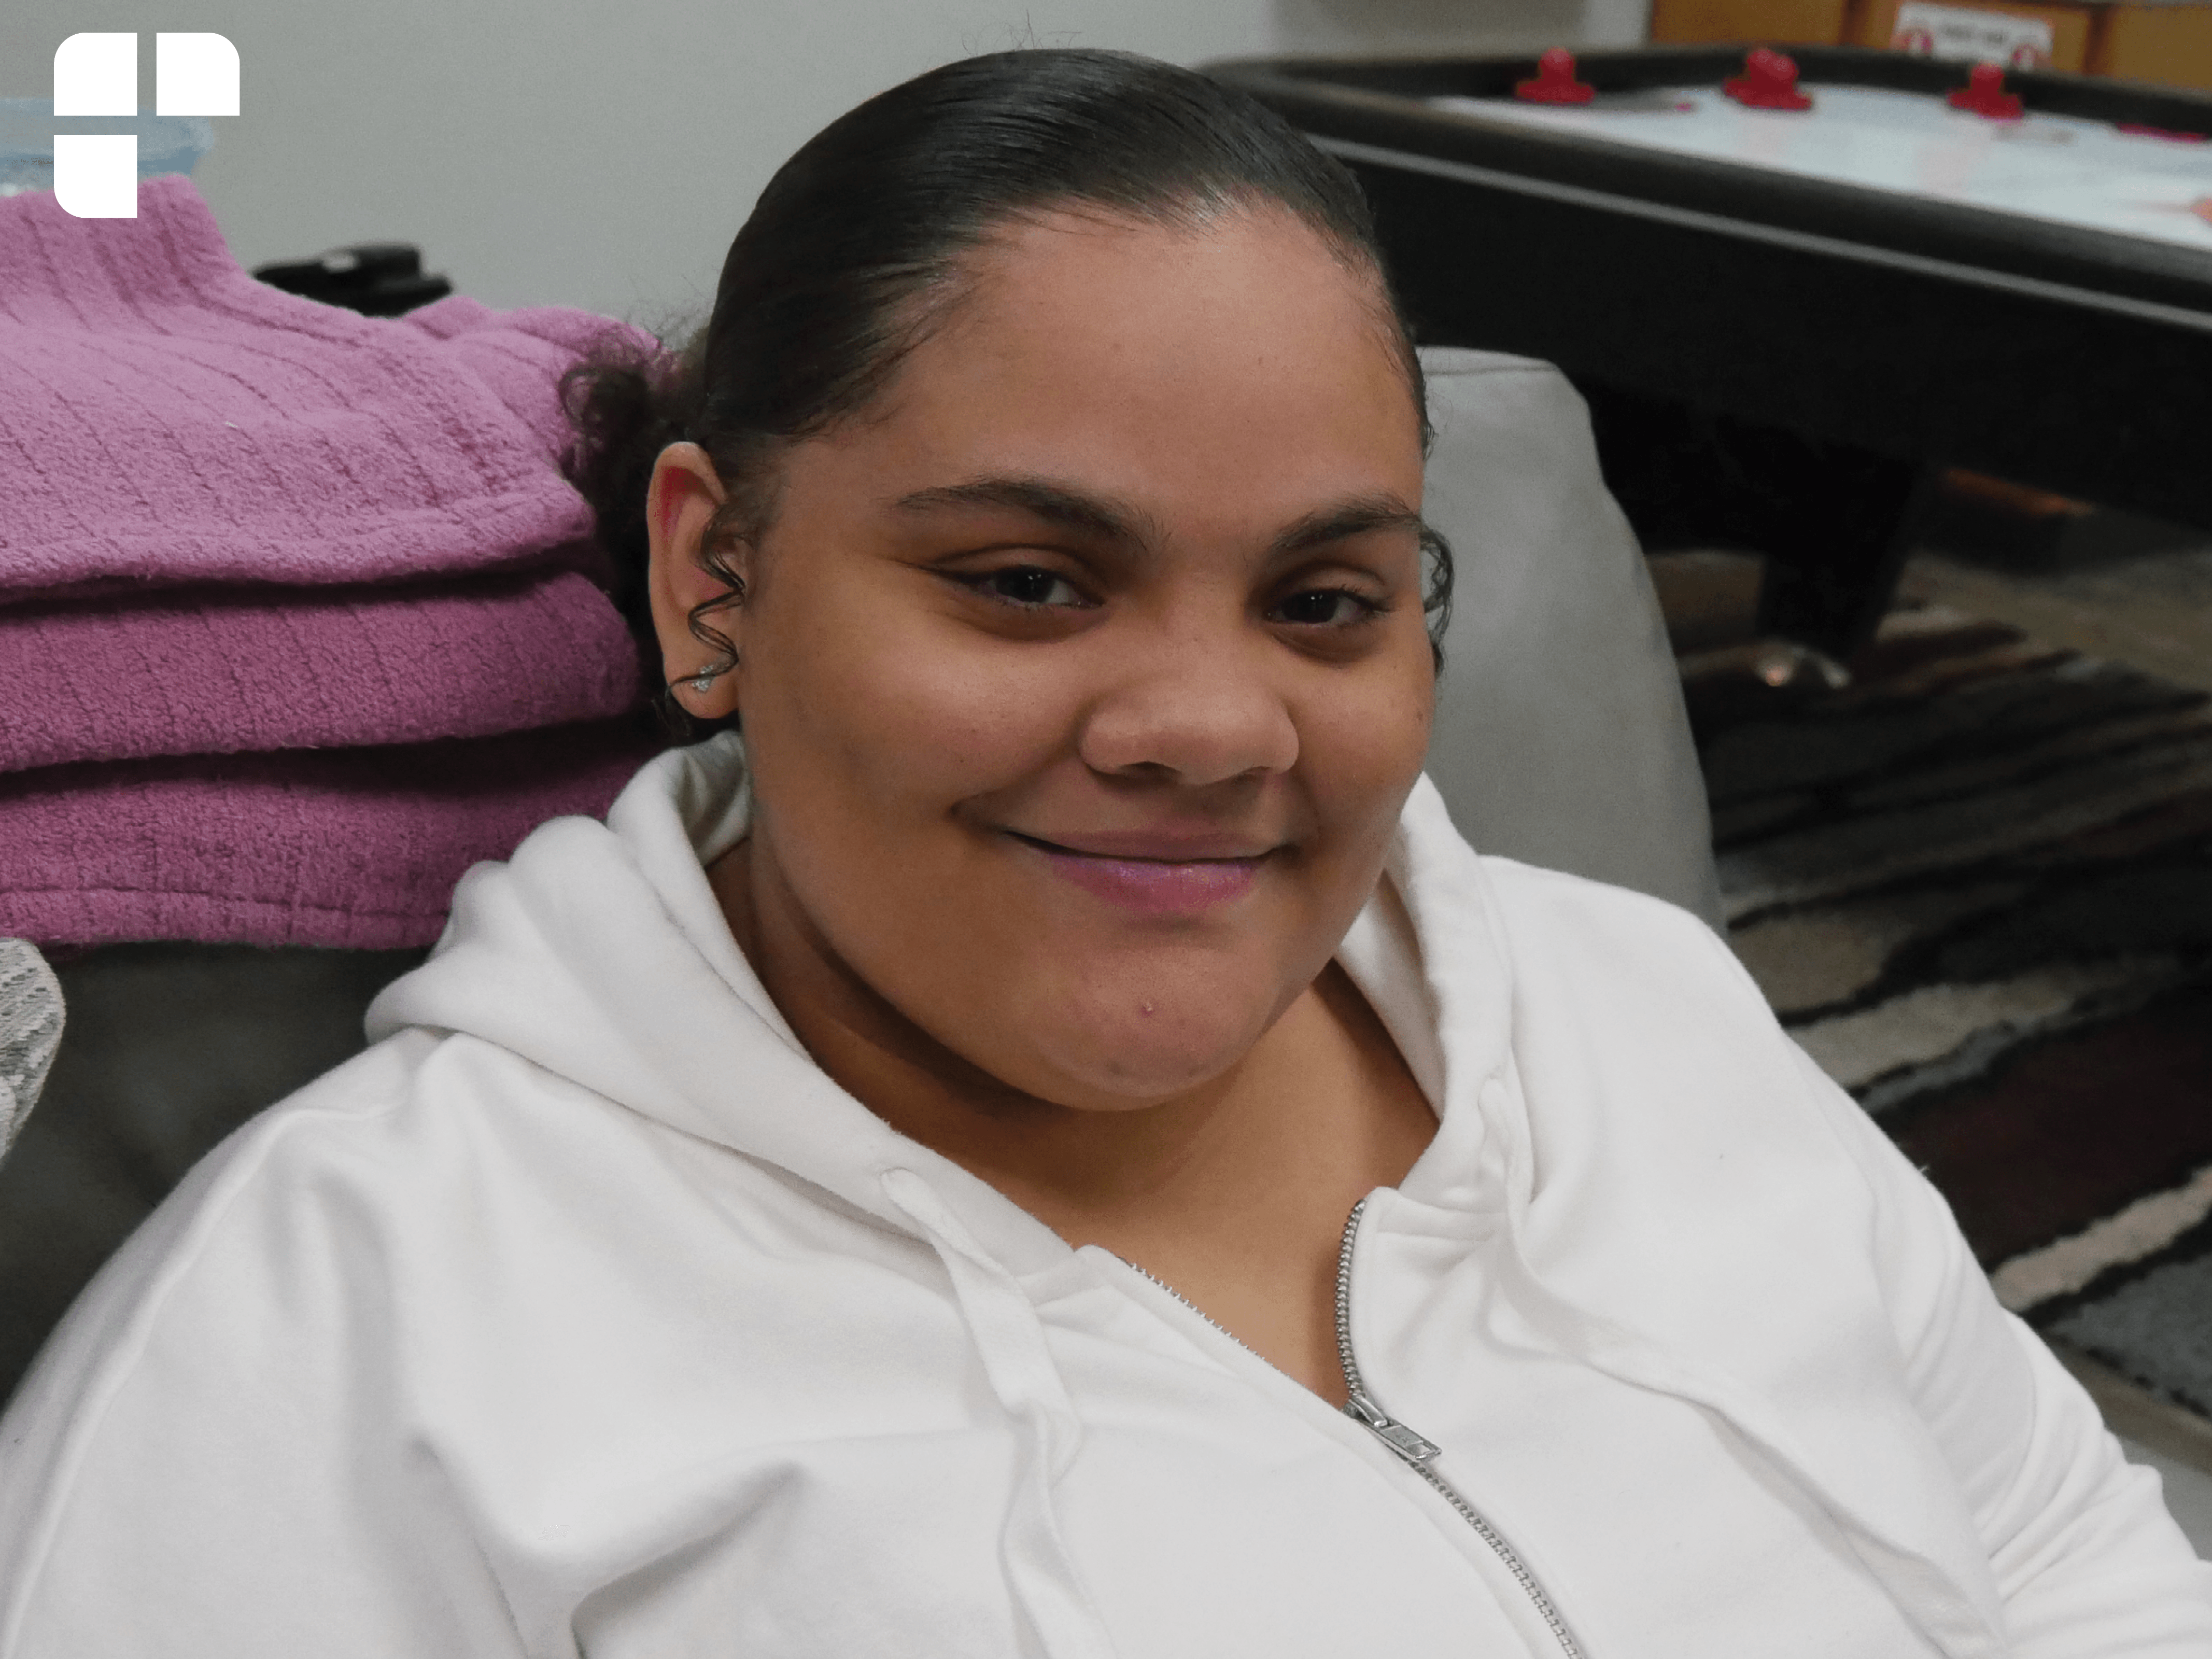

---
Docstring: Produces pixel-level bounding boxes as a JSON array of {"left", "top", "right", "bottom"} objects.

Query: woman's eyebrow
[
  {"left": 890, "top": 477, "right": 1154, "bottom": 544},
  {"left": 1269, "top": 495, "right": 1428, "bottom": 557},
  {"left": 890, "top": 477, "right": 1427, "bottom": 558}
]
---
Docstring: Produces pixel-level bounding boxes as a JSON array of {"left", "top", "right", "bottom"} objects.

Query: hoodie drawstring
[{"left": 880, "top": 1169, "right": 1119, "bottom": 1659}]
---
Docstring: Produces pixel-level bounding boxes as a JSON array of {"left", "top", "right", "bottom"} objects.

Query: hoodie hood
[{"left": 364, "top": 733, "right": 1520, "bottom": 1268}]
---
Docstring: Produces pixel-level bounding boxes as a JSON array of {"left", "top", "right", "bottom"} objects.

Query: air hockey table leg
[
  {"left": 1579, "top": 382, "right": 1937, "bottom": 662},
  {"left": 1757, "top": 463, "right": 1938, "bottom": 660}
]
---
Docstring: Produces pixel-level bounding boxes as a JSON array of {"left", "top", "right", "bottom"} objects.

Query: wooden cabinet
[{"left": 1647, "top": 0, "right": 2212, "bottom": 91}]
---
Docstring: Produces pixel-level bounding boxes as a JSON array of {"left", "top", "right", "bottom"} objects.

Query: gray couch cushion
[
  {"left": 0, "top": 945, "right": 423, "bottom": 1405},
  {"left": 1419, "top": 347, "right": 1724, "bottom": 931}
]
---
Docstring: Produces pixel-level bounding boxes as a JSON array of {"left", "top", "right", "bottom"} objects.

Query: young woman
[{"left": 1, "top": 48, "right": 2205, "bottom": 1659}]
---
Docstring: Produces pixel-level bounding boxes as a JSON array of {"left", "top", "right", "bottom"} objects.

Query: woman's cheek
[
  {"left": 1305, "top": 666, "right": 1432, "bottom": 831},
  {"left": 853, "top": 624, "right": 1090, "bottom": 799}
]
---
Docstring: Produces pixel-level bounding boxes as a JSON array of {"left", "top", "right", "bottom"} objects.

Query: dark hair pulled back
[{"left": 563, "top": 47, "right": 1448, "bottom": 738}]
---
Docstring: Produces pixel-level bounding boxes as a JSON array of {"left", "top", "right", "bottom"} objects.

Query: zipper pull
[{"left": 1344, "top": 1389, "right": 1442, "bottom": 1466}]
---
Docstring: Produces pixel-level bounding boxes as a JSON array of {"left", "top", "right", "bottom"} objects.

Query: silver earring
[{"left": 689, "top": 672, "right": 716, "bottom": 693}]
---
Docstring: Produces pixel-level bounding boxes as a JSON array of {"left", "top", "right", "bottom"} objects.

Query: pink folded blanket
[
  {"left": 0, "top": 569, "right": 643, "bottom": 773},
  {"left": 0, "top": 176, "right": 654, "bottom": 600},
  {"left": 0, "top": 722, "right": 664, "bottom": 950}
]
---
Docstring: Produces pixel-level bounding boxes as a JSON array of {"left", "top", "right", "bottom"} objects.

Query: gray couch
[{"left": 1419, "top": 347, "right": 1721, "bottom": 928}]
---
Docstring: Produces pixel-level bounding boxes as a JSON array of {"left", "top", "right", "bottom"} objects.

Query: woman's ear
[{"left": 645, "top": 442, "right": 742, "bottom": 721}]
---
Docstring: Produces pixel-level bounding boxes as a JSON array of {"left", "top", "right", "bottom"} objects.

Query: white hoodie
[{"left": 1, "top": 735, "right": 2206, "bottom": 1659}]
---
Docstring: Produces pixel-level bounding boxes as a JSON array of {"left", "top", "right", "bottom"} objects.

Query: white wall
[{"left": 2, "top": 0, "right": 1646, "bottom": 328}]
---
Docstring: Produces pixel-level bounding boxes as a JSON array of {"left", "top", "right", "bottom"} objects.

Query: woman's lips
[{"left": 1011, "top": 832, "right": 1267, "bottom": 915}]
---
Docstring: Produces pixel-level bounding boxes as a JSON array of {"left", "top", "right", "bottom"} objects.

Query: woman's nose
[{"left": 1075, "top": 622, "right": 1300, "bottom": 787}]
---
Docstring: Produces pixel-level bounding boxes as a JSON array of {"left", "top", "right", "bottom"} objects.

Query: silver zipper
[
  {"left": 1120, "top": 1202, "right": 1584, "bottom": 1659},
  {"left": 1335, "top": 1198, "right": 1584, "bottom": 1659}
]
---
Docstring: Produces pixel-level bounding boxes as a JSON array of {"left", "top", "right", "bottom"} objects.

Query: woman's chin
[{"left": 1009, "top": 990, "right": 1288, "bottom": 1112}]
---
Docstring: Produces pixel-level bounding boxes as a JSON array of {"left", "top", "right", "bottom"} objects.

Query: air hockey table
[{"left": 1207, "top": 47, "right": 2212, "bottom": 654}]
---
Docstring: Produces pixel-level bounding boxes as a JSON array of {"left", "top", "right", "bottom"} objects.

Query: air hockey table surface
[
  {"left": 1209, "top": 47, "right": 2212, "bottom": 648},
  {"left": 1442, "top": 79, "right": 2212, "bottom": 252}
]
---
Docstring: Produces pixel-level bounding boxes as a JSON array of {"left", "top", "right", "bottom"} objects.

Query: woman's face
[{"left": 650, "top": 205, "right": 1435, "bottom": 1114}]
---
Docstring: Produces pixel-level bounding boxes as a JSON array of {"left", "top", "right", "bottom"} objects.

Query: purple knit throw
[
  {"left": 0, "top": 723, "right": 664, "bottom": 950},
  {"left": 0, "top": 176, "right": 675, "bottom": 948},
  {"left": 0, "top": 176, "right": 649, "bottom": 598},
  {"left": 0, "top": 570, "right": 643, "bottom": 772}
]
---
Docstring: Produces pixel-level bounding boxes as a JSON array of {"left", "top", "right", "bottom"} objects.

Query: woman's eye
[
  {"left": 966, "top": 567, "right": 1090, "bottom": 610},
  {"left": 1272, "top": 587, "right": 1376, "bottom": 627}
]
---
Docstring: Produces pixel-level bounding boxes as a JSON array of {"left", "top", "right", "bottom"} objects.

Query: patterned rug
[{"left": 1687, "top": 604, "right": 2212, "bottom": 1424}]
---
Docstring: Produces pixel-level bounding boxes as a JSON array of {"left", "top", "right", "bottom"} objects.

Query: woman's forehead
[
  {"left": 943, "top": 204, "right": 1401, "bottom": 379},
  {"left": 827, "top": 208, "right": 1424, "bottom": 513}
]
